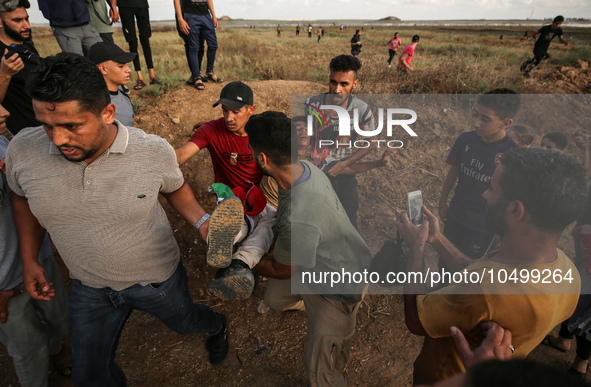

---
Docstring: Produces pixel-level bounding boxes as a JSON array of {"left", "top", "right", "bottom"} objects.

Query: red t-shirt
[
  {"left": 189, "top": 117, "right": 262, "bottom": 190},
  {"left": 389, "top": 37, "right": 402, "bottom": 51},
  {"left": 398, "top": 44, "right": 415, "bottom": 68}
]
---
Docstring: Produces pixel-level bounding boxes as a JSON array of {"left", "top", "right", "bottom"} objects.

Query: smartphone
[{"left": 407, "top": 190, "right": 423, "bottom": 226}]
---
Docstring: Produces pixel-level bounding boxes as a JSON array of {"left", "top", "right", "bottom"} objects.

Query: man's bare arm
[
  {"left": 0, "top": 52, "right": 24, "bottom": 102},
  {"left": 174, "top": 0, "right": 189, "bottom": 35},
  {"left": 342, "top": 149, "right": 396, "bottom": 174},
  {"left": 396, "top": 213, "right": 429, "bottom": 335},
  {"left": 254, "top": 255, "right": 295, "bottom": 280},
  {"left": 326, "top": 136, "right": 377, "bottom": 177},
  {"left": 108, "top": 0, "right": 119, "bottom": 23},
  {"left": 559, "top": 36, "right": 569, "bottom": 46},
  {"left": 422, "top": 206, "right": 473, "bottom": 272},
  {"left": 438, "top": 165, "right": 459, "bottom": 221},
  {"left": 175, "top": 141, "right": 201, "bottom": 165},
  {"left": 207, "top": 0, "right": 218, "bottom": 28},
  {"left": 161, "top": 182, "right": 209, "bottom": 241},
  {"left": 12, "top": 194, "right": 55, "bottom": 300}
]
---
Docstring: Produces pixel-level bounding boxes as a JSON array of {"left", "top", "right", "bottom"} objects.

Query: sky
[{"left": 27, "top": 0, "right": 590, "bottom": 25}]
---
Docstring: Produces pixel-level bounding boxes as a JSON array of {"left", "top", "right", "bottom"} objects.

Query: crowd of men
[{"left": 0, "top": 1, "right": 588, "bottom": 386}]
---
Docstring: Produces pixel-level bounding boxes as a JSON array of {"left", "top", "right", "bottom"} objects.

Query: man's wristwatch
[{"left": 195, "top": 213, "right": 210, "bottom": 230}]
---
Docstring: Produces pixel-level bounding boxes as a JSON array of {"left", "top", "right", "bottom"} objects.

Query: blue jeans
[
  {"left": 185, "top": 13, "right": 218, "bottom": 78},
  {"left": 69, "top": 260, "right": 222, "bottom": 387}
]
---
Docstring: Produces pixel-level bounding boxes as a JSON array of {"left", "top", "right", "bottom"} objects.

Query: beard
[
  {"left": 253, "top": 154, "right": 271, "bottom": 176},
  {"left": 3, "top": 22, "right": 32, "bottom": 42},
  {"left": 485, "top": 197, "right": 510, "bottom": 237}
]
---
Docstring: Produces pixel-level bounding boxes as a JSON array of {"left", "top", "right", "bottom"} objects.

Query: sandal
[
  {"left": 541, "top": 335, "right": 569, "bottom": 353},
  {"left": 133, "top": 79, "right": 146, "bottom": 90},
  {"left": 194, "top": 78, "right": 205, "bottom": 91},
  {"left": 205, "top": 72, "right": 224, "bottom": 83},
  {"left": 50, "top": 344, "right": 72, "bottom": 377},
  {"left": 568, "top": 364, "right": 589, "bottom": 380},
  {"left": 149, "top": 77, "right": 162, "bottom": 85}
]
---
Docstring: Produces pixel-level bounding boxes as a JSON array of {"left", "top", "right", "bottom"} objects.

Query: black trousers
[{"left": 119, "top": 6, "right": 154, "bottom": 71}]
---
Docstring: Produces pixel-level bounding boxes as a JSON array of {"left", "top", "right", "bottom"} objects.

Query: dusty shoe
[
  {"left": 206, "top": 313, "right": 228, "bottom": 366},
  {"left": 208, "top": 259, "right": 255, "bottom": 300},
  {"left": 207, "top": 197, "right": 244, "bottom": 268}
]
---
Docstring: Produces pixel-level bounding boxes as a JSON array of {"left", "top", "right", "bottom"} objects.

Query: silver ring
[{"left": 509, "top": 345, "right": 515, "bottom": 354}]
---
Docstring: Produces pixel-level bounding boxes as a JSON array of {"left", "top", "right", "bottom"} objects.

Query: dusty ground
[{"left": 3, "top": 66, "right": 591, "bottom": 386}]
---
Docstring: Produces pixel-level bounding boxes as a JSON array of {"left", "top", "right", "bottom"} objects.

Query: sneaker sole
[
  {"left": 207, "top": 197, "right": 244, "bottom": 268},
  {"left": 208, "top": 273, "right": 254, "bottom": 300}
]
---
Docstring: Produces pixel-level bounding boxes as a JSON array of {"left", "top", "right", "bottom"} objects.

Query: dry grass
[{"left": 30, "top": 25, "right": 591, "bottom": 95}]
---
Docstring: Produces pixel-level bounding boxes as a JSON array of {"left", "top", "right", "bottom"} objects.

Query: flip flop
[
  {"left": 205, "top": 72, "right": 224, "bottom": 83},
  {"left": 194, "top": 79, "right": 205, "bottom": 91},
  {"left": 541, "top": 335, "right": 569, "bottom": 353},
  {"left": 133, "top": 79, "right": 146, "bottom": 90}
]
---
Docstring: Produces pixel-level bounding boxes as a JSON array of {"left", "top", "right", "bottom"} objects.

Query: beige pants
[
  {"left": 233, "top": 204, "right": 277, "bottom": 269},
  {"left": 264, "top": 277, "right": 361, "bottom": 387}
]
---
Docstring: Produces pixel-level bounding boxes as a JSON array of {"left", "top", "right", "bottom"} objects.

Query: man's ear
[
  {"left": 97, "top": 63, "right": 108, "bottom": 76},
  {"left": 102, "top": 103, "right": 116, "bottom": 125},
  {"left": 506, "top": 200, "right": 525, "bottom": 223},
  {"left": 351, "top": 78, "right": 359, "bottom": 91},
  {"left": 501, "top": 118, "right": 514, "bottom": 130},
  {"left": 258, "top": 152, "right": 269, "bottom": 169}
]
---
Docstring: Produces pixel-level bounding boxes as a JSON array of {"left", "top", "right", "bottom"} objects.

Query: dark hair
[
  {"left": 27, "top": 52, "right": 110, "bottom": 116},
  {"left": 467, "top": 360, "right": 588, "bottom": 387},
  {"left": 477, "top": 88, "right": 521, "bottom": 119},
  {"left": 355, "top": 29, "right": 360, "bottom": 34},
  {"left": 506, "top": 124, "right": 534, "bottom": 147},
  {"left": 542, "top": 132, "right": 568, "bottom": 150},
  {"left": 412, "top": 35, "right": 420, "bottom": 42},
  {"left": 245, "top": 111, "right": 293, "bottom": 167},
  {"left": 292, "top": 115, "right": 307, "bottom": 124},
  {"left": 553, "top": 15, "right": 564, "bottom": 23},
  {"left": 499, "top": 148, "right": 587, "bottom": 232},
  {"left": 330, "top": 54, "right": 362, "bottom": 73}
]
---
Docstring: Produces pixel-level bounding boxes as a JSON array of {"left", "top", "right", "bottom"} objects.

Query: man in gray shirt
[
  {"left": 88, "top": 41, "right": 135, "bottom": 127},
  {"left": 6, "top": 53, "right": 228, "bottom": 385}
]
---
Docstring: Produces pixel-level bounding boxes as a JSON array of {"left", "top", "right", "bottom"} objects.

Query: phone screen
[{"left": 407, "top": 190, "right": 423, "bottom": 226}]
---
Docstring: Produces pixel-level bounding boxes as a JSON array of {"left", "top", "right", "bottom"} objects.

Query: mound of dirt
[
  {"left": 219, "top": 16, "right": 233, "bottom": 21},
  {"left": 527, "top": 60, "right": 591, "bottom": 93}
]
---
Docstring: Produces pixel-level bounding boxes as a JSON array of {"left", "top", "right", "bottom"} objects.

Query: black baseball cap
[
  {"left": 87, "top": 42, "right": 137, "bottom": 65},
  {"left": 213, "top": 81, "right": 254, "bottom": 111},
  {"left": 0, "top": 0, "right": 30, "bottom": 12}
]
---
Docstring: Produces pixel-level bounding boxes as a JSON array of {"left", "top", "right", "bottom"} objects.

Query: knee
[
  {"left": 139, "top": 34, "right": 151, "bottom": 48},
  {"left": 207, "top": 40, "right": 218, "bottom": 51},
  {"left": 124, "top": 33, "right": 138, "bottom": 46}
]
